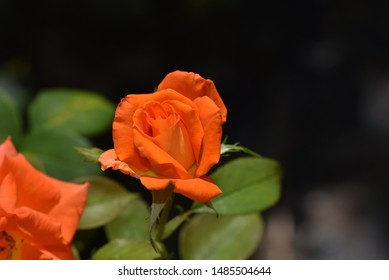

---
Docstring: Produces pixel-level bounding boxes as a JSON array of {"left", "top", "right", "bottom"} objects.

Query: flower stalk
[{"left": 153, "top": 192, "right": 175, "bottom": 259}]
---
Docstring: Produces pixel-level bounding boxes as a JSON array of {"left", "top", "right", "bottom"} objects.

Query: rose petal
[
  {"left": 44, "top": 177, "right": 89, "bottom": 243},
  {"left": 99, "top": 149, "right": 137, "bottom": 176},
  {"left": 165, "top": 100, "right": 204, "bottom": 167},
  {"left": 12, "top": 207, "right": 64, "bottom": 247},
  {"left": 155, "top": 122, "right": 195, "bottom": 170},
  {"left": 0, "top": 137, "right": 17, "bottom": 157},
  {"left": 193, "top": 96, "right": 223, "bottom": 177},
  {"left": 157, "top": 70, "right": 227, "bottom": 123},
  {"left": 9, "top": 210, "right": 75, "bottom": 260},
  {"left": 0, "top": 173, "right": 17, "bottom": 213},
  {"left": 4, "top": 154, "right": 60, "bottom": 213},
  {"left": 113, "top": 94, "right": 153, "bottom": 171},
  {"left": 98, "top": 149, "right": 119, "bottom": 171},
  {"left": 14, "top": 238, "right": 43, "bottom": 260},
  {"left": 140, "top": 176, "right": 221, "bottom": 202},
  {"left": 133, "top": 127, "right": 190, "bottom": 178},
  {"left": 173, "top": 177, "right": 222, "bottom": 202},
  {"left": 38, "top": 246, "right": 75, "bottom": 260},
  {"left": 140, "top": 176, "right": 171, "bottom": 191}
]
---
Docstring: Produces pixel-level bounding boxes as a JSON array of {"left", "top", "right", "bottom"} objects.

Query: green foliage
[
  {"left": 179, "top": 213, "right": 264, "bottom": 260},
  {"left": 20, "top": 130, "right": 99, "bottom": 181},
  {"left": 105, "top": 197, "right": 150, "bottom": 241},
  {"left": 92, "top": 239, "right": 161, "bottom": 260},
  {"left": 75, "top": 176, "right": 138, "bottom": 230},
  {"left": 75, "top": 147, "right": 104, "bottom": 163},
  {"left": 162, "top": 210, "right": 192, "bottom": 240},
  {"left": 28, "top": 88, "right": 115, "bottom": 136},
  {"left": 0, "top": 87, "right": 115, "bottom": 181},
  {"left": 149, "top": 186, "right": 174, "bottom": 250},
  {"left": 220, "top": 141, "right": 262, "bottom": 157},
  {"left": 76, "top": 151, "right": 282, "bottom": 260},
  {"left": 0, "top": 89, "right": 22, "bottom": 143},
  {"left": 194, "top": 157, "right": 282, "bottom": 215}
]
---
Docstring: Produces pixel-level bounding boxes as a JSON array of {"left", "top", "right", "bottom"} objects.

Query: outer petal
[
  {"left": 0, "top": 137, "right": 17, "bottom": 155},
  {"left": 112, "top": 94, "right": 153, "bottom": 171},
  {"left": 0, "top": 173, "right": 17, "bottom": 213},
  {"left": 99, "top": 149, "right": 137, "bottom": 176},
  {"left": 4, "top": 154, "right": 60, "bottom": 213},
  {"left": 157, "top": 70, "right": 227, "bottom": 123},
  {"left": 45, "top": 177, "right": 89, "bottom": 244},
  {"left": 173, "top": 177, "right": 222, "bottom": 202},
  {"left": 39, "top": 246, "right": 75, "bottom": 260},
  {"left": 193, "top": 96, "right": 223, "bottom": 177},
  {"left": 0, "top": 137, "right": 17, "bottom": 167},
  {"left": 99, "top": 149, "right": 119, "bottom": 171},
  {"left": 140, "top": 176, "right": 171, "bottom": 191},
  {"left": 17, "top": 241, "right": 75, "bottom": 260},
  {"left": 140, "top": 176, "right": 222, "bottom": 202}
]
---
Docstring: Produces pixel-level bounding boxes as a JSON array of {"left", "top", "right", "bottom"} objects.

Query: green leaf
[
  {"left": 72, "top": 228, "right": 103, "bottom": 257},
  {"left": 194, "top": 157, "right": 282, "bottom": 215},
  {"left": 19, "top": 130, "right": 100, "bottom": 181},
  {"left": 28, "top": 88, "right": 115, "bottom": 136},
  {"left": 92, "top": 239, "right": 161, "bottom": 260},
  {"left": 179, "top": 213, "right": 264, "bottom": 260},
  {"left": 74, "top": 175, "right": 137, "bottom": 230},
  {"left": 220, "top": 142, "right": 262, "bottom": 157},
  {"left": 105, "top": 197, "right": 150, "bottom": 241},
  {"left": 0, "top": 89, "right": 22, "bottom": 143},
  {"left": 75, "top": 146, "right": 104, "bottom": 163},
  {"left": 162, "top": 210, "right": 192, "bottom": 240},
  {"left": 220, "top": 137, "right": 261, "bottom": 157}
]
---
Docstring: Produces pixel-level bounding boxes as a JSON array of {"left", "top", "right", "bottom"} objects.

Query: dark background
[{"left": 1, "top": 0, "right": 389, "bottom": 259}]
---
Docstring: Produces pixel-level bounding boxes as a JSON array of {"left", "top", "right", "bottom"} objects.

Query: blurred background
[{"left": 1, "top": 0, "right": 389, "bottom": 259}]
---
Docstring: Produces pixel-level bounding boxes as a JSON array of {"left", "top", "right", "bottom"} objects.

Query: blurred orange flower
[
  {"left": 99, "top": 71, "right": 227, "bottom": 202},
  {"left": 0, "top": 137, "right": 89, "bottom": 259}
]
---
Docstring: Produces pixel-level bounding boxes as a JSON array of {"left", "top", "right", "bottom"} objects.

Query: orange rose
[
  {"left": 0, "top": 137, "right": 89, "bottom": 259},
  {"left": 99, "top": 71, "right": 227, "bottom": 202}
]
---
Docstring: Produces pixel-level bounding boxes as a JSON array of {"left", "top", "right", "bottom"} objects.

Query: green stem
[{"left": 155, "top": 193, "right": 174, "bottom": 258}]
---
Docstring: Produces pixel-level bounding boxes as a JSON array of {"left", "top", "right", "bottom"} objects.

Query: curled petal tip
[{"left": 98, "top": 149, "right": 138, "bottom": 177}]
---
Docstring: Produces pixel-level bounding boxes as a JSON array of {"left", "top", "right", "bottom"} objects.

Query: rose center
[
  {"left": 0, "top": 230, "right": 23, "bottom": 259},
  {"left": 138, "top": 101, "right": 195, "bottom": 170},
  {"left": 142, "top": 102, "right": 177, "bottom": 137},
  {"left": 0, "top": 231, "right": 16, "bottom": 259}
]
